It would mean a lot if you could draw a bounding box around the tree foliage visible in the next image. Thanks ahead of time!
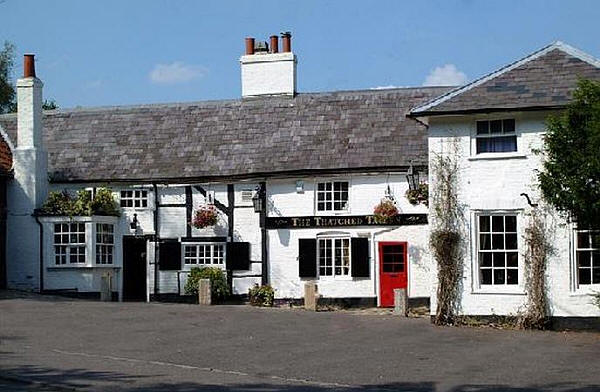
[0,41,16,114]
[538,79,600,228]
[0,40,59,113]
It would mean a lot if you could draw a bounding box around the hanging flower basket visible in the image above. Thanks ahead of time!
[405,183,429,206]
[373,198,399,224]
[192,205,218,229]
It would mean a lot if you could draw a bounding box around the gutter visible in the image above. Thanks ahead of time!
[408,105,566,118]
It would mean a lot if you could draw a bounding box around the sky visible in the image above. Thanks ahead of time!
[1,0,599,109]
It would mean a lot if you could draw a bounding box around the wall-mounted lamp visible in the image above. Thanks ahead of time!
[406,164,420,191]
[252,184,266,213]
[130,213,139,230]
[384,184,395,202]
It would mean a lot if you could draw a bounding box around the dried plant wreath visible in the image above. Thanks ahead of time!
[517,206,554,330]
[429,140,465,326]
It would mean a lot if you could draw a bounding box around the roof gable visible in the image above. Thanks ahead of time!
[411,42,600,116]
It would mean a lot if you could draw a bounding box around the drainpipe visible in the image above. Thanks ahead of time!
[34,213,43,293]
[153,183,159,301]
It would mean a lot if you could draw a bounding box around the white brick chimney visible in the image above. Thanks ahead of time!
[6,54,48,291]
[14,54,48,208]
[240,32,297,97]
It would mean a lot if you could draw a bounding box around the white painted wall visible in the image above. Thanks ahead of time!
[16,173,431,304]
[267,174,431,302]
[240,52,296,97]
[428,112,600,317]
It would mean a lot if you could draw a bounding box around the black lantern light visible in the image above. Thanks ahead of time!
[252,184,265,213]
[406,164,420,191]
[130,213,139,230]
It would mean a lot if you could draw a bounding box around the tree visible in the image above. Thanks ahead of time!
[42,99,58,110]
[0,41,59,113]
[0,41,16,114]
[538,79,600,228]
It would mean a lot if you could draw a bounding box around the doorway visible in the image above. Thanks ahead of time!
[378,242,408,307]
[122,236,147,301]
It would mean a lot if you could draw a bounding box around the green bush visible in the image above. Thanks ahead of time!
[184,267,230,301]
[591,291,600,310]
[40,188,120,217]
[248,284,274,307]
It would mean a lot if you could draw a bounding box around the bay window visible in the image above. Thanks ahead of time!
[96,223,114,265]
[47,217,118,267]
[54,223,86,265]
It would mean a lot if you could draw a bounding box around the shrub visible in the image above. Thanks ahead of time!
[248,284,274,307]
[591,291,600,310]
[184,267,230,301]
[40,188,120,217]
[90,188,120,216]
[191,206,218,229]
[373,198,399,224]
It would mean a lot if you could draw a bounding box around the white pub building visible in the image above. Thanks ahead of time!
[0,35,598,326]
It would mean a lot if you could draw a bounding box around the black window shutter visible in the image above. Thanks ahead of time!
[351,237,370,277]
[226,242,250,270]
[298,239,317,278]
[159,240,181,271]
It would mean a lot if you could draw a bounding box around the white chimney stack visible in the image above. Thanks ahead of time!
[6,54,49,291]
[17,54,44,149]
[240,32,297,98]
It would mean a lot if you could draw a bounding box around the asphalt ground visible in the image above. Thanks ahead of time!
[1,291,599,392]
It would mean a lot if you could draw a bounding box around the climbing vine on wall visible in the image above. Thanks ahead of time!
[518,206,554,330]
[430,139,464,326]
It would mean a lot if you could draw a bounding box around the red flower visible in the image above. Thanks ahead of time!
[192,206,218,229]
[373,199,399,223]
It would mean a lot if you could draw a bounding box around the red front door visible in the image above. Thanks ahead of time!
[379,242,408,307]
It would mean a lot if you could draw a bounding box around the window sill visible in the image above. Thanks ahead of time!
[570,286,600,297]
[315,211,351,216]
[468,153,527,161]
[47,265,120,270]
[472,287,526,295]
[318,276,353,282]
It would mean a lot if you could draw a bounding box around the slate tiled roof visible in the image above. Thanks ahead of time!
[0,87,449,182]
[411,42,600,116]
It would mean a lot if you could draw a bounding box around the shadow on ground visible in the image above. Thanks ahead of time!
[1,365,599,392]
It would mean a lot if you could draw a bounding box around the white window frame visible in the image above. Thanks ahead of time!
[120,189,149,209]
[472,210,525,294]
[181,242,226,269]
[46,216,119,269]
[53,222,87,266]
[314,179,350,214]
[95,223,115,265]
[469,116,525,160]
[316,235,351,280]
[573,228,600,290]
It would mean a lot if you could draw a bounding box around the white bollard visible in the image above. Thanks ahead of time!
[393,288,408,316]
[198,279,212,305]
[304,282,320,311]
[100,272,112,302]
